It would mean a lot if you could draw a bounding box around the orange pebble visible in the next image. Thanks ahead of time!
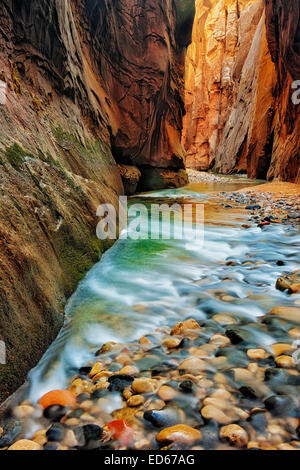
[38,390,77,409]
[106,420,134,446]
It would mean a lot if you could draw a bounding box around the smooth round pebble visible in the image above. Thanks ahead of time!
[8,440,42,451]
[156,425,202,445]
[220,424,248,448]
[132,378,156,394]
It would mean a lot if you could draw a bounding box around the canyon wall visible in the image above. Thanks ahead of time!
[264,0,300,182]
[184,0,300,183]
[0,0,188,402]
[75,0,187,171]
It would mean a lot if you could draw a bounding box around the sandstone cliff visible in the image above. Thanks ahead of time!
[183,0,300,183]
[0,0,188,402]
[264,0,300,182]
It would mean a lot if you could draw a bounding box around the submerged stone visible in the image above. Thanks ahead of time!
[8,439,41,451]
[144,408,182,428]
[108,374,134,392]
[264,395,297,417]
[156,425,202,445]
[220,424,248,448]
[46,423,65,442]
[44,405,67,422]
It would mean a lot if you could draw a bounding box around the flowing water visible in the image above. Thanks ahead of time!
[28,177,300,403]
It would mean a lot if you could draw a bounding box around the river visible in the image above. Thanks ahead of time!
[27,176,300,405]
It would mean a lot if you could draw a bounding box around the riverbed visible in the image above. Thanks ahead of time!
[1,175,300,450]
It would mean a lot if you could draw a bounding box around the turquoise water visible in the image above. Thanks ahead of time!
[28,178,300,401]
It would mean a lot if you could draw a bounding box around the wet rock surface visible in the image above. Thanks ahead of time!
[219,182,300,228]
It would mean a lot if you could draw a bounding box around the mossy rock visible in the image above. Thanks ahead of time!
[56,221,113,296]
[5,143,34,170]
[52,124,114,166]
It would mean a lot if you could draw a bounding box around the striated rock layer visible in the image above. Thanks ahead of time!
[184,0,300,183]
[0,0,189,402]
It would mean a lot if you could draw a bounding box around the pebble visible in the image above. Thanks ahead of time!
[270,306,300,324]
[44,405,67,422]
[127,395,145,407]
[171,319,201,336]
[119,365,139,376]
[38,390,77,409]
[8,440,42,451]
[178,357,206,374]
[201,405,231,424]
[13,405,34,419]
[62,430,78,448]
[82,424,103,442]
[115,354,132,365]
[220,424,248,448]
[139,336,153,348]
[277,443,297,450]
[290,284,300,294]
[135,438,151,450]
[289,328,300,339]
[212,314,237,325]
[146,399,165,411]
[132,378,156,394]
[108,374,134,392]
[64,417,80,427]
[69,378,91,395]
[97,342,122,355]
[156,425,202,445]
[271,343,294,356]
[163,337,183,349]
[89,362,105,377]
[247,349,268,360]
[144,408,182,428]
[275,355,295,368]
[209,334,230,347]
[264,395,296,417]
[179,380,194,393]
[157,386,178,401]
[46,423,65,442]
[32,430,47,446]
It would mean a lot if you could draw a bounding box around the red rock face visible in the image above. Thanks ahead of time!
[73,0,187,169]
[77,0,186,169]
[264,0,300,183]
[183,0,263,171]
[184,0,300,183]
[0,0,187,170]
